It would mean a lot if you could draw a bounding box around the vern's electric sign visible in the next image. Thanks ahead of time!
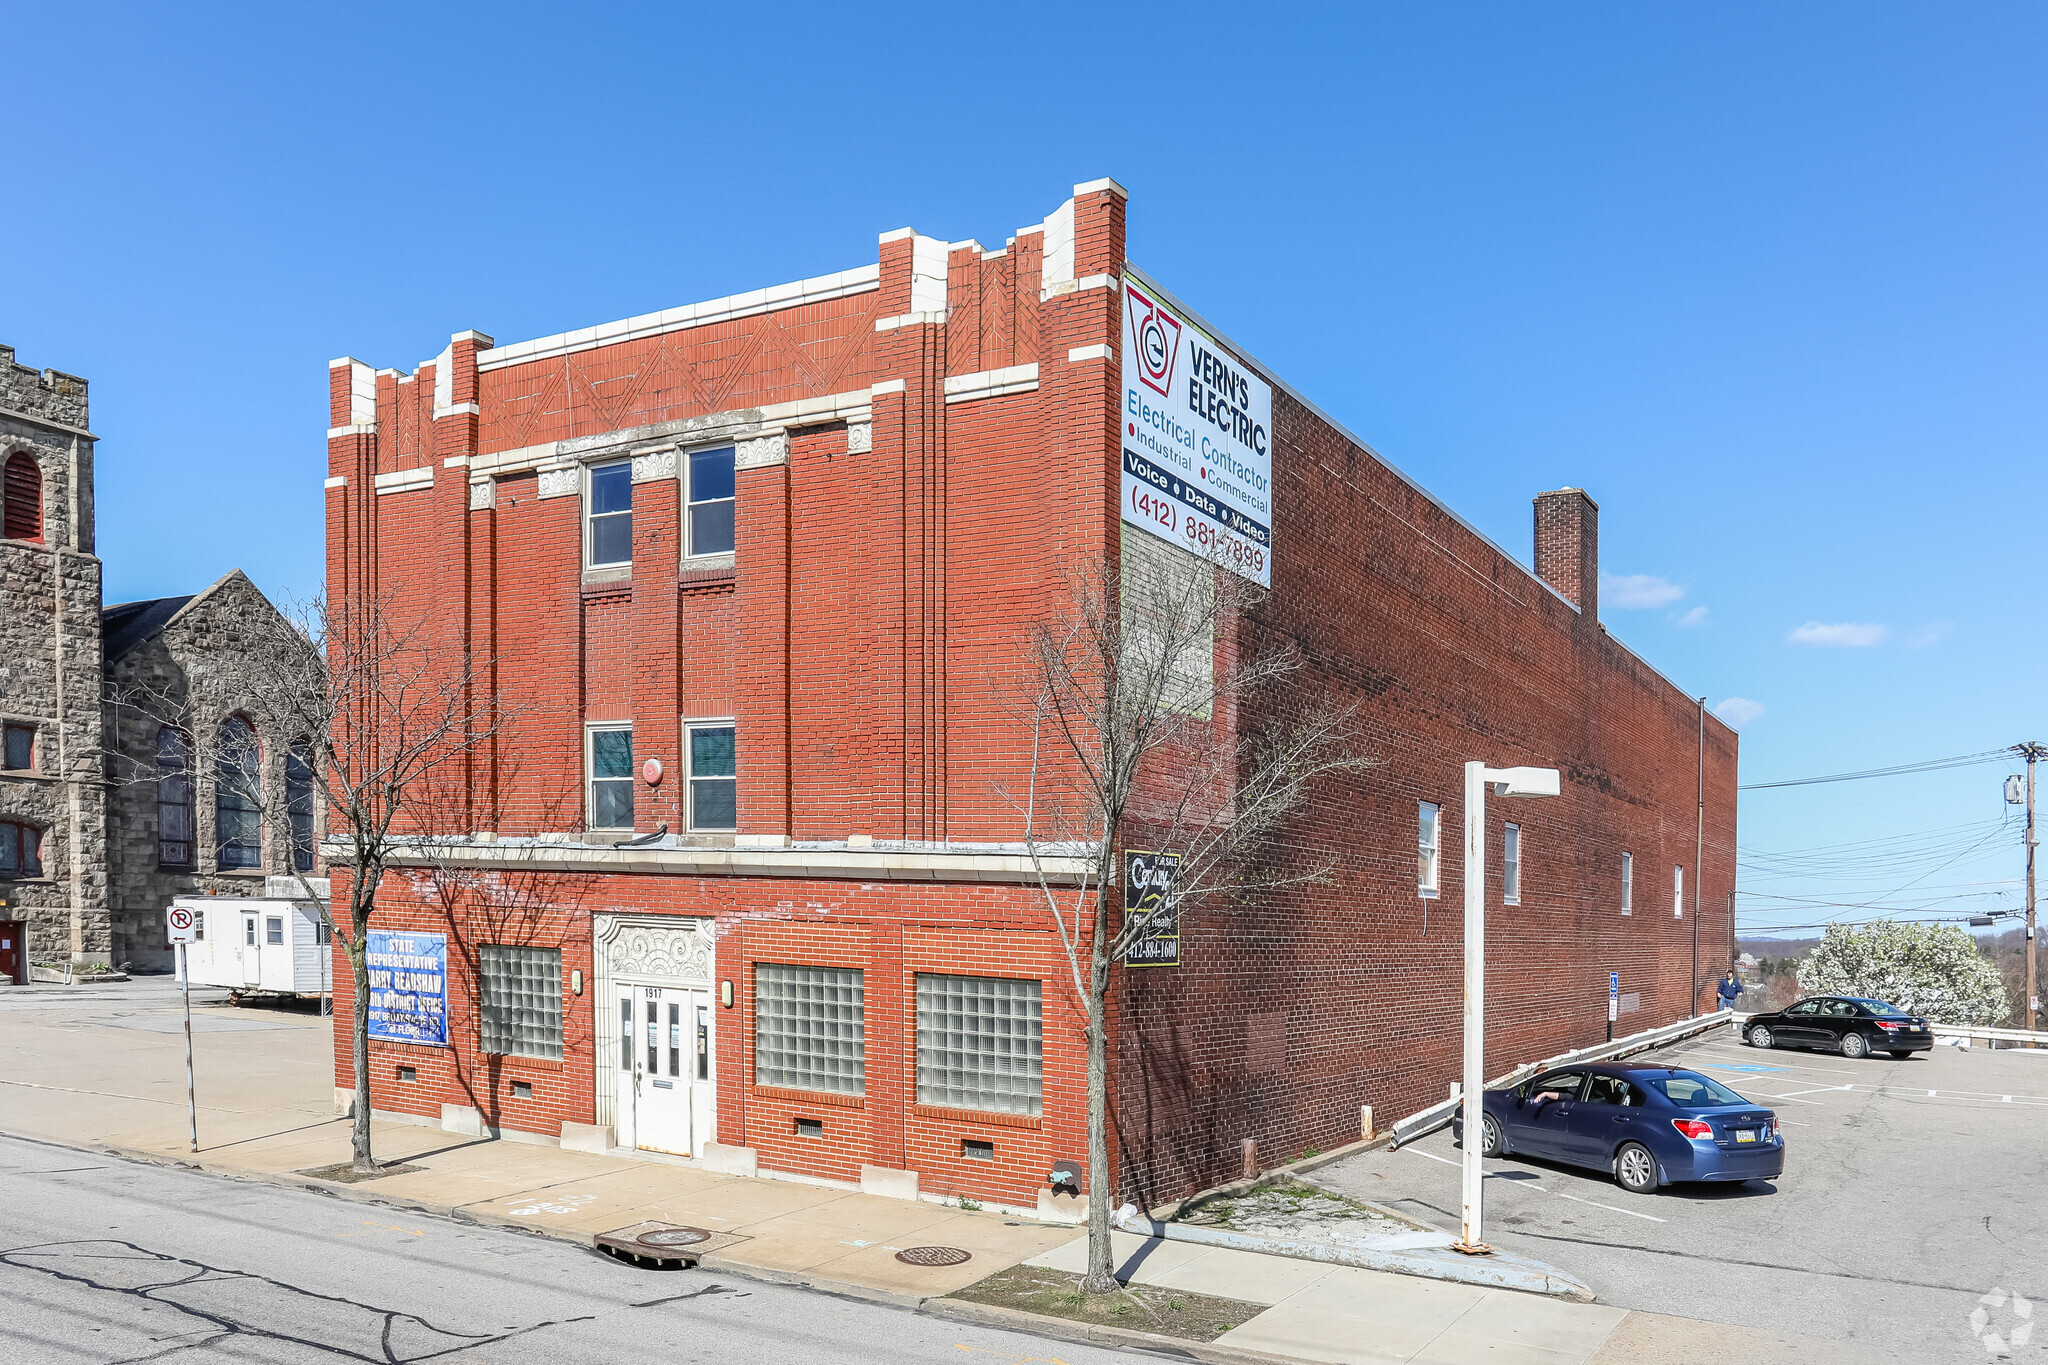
[1120,274,1275,586]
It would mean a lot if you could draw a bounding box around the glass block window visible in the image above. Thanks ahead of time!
[587,461,632,566]
[1502,823,1521,905]
[588,725,633,829]
[916,973,1043,1117]
[1417,802,1441,896]
[688,724,736,831]
[480,945,562,1060]
[753,964,864,1095]
[687,447,736,556]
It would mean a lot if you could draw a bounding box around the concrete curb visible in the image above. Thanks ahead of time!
[7,1126,1351,1365]
[1112,1211,1594,1302]
[923,1296,1314,1365]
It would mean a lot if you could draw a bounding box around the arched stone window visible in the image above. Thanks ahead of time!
[156,727,194,868]
[3,452,42,543]
[286,738,316,873]
[215,716,263,870]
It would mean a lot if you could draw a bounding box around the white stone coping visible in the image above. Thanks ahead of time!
[477,265,881,372]
[943,363,1040,404]
[339,838,1095,885]
[1068,344,1116,363]
[471,390,874,480]
[372,467,434,495]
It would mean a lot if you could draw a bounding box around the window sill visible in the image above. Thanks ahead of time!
[213,869,268,879]
[913,1103,1042,1130]
[681,552,735,573]
[582,564,633,584]
[753,1083,864,1109]
[0,876,54,885]
[1503,898,1520,907]
[1418,889,1439,900]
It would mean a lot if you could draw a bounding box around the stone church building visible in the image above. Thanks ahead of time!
[0,343,315,979]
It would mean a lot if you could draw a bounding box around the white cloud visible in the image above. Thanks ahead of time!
[1788,621,1889,647]
[1906,623,1950,649]
[1714,697,1765,727]
[1673,605,1709,628]
[1602,572,1685,609]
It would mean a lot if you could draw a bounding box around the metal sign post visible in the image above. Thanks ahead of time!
[166,906,199,1153]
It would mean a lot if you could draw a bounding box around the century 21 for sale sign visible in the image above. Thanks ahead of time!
[1120,274,1275,585]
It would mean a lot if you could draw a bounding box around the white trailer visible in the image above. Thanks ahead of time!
[174,894,332,1003]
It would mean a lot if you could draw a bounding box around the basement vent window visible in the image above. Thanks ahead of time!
[511,1081,533,1099]
[397,1066,417,1082]
[794,1117,823,1138]
[962,1139,995,1161]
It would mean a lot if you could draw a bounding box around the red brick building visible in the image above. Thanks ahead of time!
[324,179,1736,1212]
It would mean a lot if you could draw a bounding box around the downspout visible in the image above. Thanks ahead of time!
[1694,696,1705,1015]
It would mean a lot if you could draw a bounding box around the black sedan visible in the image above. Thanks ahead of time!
[1743,995,1933,1059]
[1452,1062,1782,1194]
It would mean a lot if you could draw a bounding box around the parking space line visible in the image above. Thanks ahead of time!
[1775,1085,1856,1098]
[1553,1191,1666,1223]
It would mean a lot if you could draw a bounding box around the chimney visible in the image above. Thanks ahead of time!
[1533,488,1599,619]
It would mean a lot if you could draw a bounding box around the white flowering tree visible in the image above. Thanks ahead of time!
[1796,922,2008,1024]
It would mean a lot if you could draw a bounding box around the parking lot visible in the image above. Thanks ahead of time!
[1318,1026,2048,1362]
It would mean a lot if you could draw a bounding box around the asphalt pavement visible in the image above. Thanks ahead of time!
[0,1129,1135,1365]
[1316,1027,2048,1363]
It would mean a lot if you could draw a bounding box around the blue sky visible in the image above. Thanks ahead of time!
[9,4,2043,935]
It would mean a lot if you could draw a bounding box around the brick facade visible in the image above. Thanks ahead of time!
[325,181,1736,1208]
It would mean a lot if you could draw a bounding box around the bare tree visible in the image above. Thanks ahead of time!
[111,592,514,1175]
[1013,537,1375,1295]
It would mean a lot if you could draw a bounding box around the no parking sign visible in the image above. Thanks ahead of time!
[166,905,198,944]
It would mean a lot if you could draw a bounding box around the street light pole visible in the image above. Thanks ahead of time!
[1455,760,1561,1257]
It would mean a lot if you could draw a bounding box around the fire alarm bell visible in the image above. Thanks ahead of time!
[642,758,664,786]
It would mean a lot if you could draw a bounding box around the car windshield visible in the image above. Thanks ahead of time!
[1644,1072,1749,1107]
[1848,997,1906,1015]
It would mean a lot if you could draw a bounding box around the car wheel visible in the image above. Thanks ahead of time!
[1889,1050,1914,1059]
[1841,1032,1870,1060]
[1615,1142,1659,1194]
[1747,1025,1774,1049]
[1481,1113,1505,1158]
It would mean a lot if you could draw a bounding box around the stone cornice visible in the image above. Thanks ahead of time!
[326,838,1093,885]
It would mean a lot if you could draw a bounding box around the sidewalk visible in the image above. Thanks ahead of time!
[0,982,1896,1365]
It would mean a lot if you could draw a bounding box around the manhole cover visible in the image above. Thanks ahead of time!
[895,1245,971,1267]
[637,1227,712,1248]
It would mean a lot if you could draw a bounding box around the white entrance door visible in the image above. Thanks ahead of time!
[615,982,713,1156]
[237,913,262,987]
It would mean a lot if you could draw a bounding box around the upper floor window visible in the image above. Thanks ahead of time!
[3,452,42,543]
[686,447,735,557]
[1621,851,1634,916]
[587,724,633,830]
[1417,801,1441,897]
[2,722,33,771]
[586,461,632,567]
[1503,823,1521,905]
[216,716,263,870]
[1673,864,1685,919]
[286,739,316,873]
[0,821,42,878]
[687,722,736,831]
[156,727,194,869]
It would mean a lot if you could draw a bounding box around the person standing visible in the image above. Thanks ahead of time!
[1716,970,1745,1013]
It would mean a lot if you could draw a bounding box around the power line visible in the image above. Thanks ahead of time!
[1738,747,2015,791]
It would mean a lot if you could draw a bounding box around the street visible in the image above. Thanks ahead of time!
[1318,1028,2048,1362]
[0,1130,1127,1365]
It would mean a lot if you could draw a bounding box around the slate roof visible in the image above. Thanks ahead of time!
[102,594,197,664]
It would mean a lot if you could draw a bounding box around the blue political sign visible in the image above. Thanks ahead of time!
[366,930,448,1047]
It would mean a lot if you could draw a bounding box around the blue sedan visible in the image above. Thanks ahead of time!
[1452,1061,1783,1194]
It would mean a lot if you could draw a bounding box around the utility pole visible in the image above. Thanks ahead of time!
[2025,743,2042,1033]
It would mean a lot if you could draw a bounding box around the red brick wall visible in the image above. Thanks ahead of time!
[1112,378,1738,1203]
[326,181,1732,1209]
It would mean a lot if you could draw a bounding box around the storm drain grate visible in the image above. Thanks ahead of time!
[895,1245,972,1267]
[637,1227,712,1248]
